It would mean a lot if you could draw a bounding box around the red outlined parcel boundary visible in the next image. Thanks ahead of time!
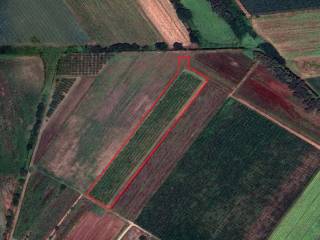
[85,56,208,209]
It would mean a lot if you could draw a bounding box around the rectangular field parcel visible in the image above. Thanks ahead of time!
[14,172,80,240]
[136,99,320,240]
[239,0,320,15]
[270,171,320,240]
[0,0,89,45]
[90,71,203,204]
[0,56,44,175]
[65,0,162,45]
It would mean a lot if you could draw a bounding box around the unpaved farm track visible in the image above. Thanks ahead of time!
[138,0,191,46]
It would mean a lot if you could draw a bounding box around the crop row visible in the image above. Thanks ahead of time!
[90,71,202,203]
[47,78,76,117]
[57,53,106,76]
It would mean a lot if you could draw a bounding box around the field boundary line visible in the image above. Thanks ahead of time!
[116,224,132,240]
[45,194,83,240]
[232,96,320,150]
[234,0,252,18]
[229,61,259,97]
[84,56,185,195]
[85,56,208,209]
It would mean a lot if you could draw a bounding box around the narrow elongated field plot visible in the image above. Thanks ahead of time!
[269,171,320,240]
[14,172,80,240]
[136,99,320,240]
[0,0,89,45]
[234,63,320,146]
[0,56,44,175]
[65,0,162,45]
[90,71,203,204]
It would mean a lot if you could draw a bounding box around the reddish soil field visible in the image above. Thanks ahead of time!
[195,50,253,88]
[54,199,127,240]
[113,59,235,219]
[245,149,320,240]
[34,76,96,163]
[235,64,320,145]
[122,226,157,240]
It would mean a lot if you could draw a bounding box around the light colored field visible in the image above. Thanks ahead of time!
[269,171,320,240]
[137,0,190,46]
[65,0,163,45]
[252,10,320,77]
[181,0,239,47]
[0,0,89,45]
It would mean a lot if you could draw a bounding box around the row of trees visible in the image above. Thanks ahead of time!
[256,51,320,112]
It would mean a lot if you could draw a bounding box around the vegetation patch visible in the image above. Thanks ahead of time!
[270,171,320,240]
[307,77,320,94]
[13,171,80,240]
[178,0,239,47]
[137,99,317,240]
[0,56,44,175]
[90,71,203,203]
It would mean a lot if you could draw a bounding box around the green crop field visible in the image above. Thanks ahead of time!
[14,171,80,240]
[0,0,89,45]
[137,98,317,240]
[269,171,320,240]
[90,71,202,203]
[181,0,239,48]
[65,0,162,45]
[0,57,44,175]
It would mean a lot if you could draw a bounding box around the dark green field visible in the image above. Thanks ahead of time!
[91,71,202,203]
[240,0,320,15]
[307,77,320,95]
[136,99,315,240]
[14,172,79,240]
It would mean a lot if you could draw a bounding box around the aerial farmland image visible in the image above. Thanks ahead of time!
[0,0,320,240]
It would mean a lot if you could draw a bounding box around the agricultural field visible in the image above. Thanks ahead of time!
[269,171,320,240]
[0,56,44,175]
[0,0,89,45]
[238,0,320,15]
[34,50,252,195]
[90,71,203,204]
[57,53,107,76]
[252,10,320,77]
[307,77,320,94]
[13,171,80,240]
[180,0,239,48]
[65,0,163,45]
[234,63,320,146]
[136,99,320,240]
[46,78,76,117]
[53,198,127,240]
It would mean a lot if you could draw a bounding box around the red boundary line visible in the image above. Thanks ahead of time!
[85,56,208,209]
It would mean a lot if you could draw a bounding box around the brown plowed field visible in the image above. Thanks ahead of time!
[113,52,252,219]
[54,198,127,240]
[293,56,320,78]
[252,10,320,77]
[137,0,191,46]
[234,64,320,145]
[195,51,253,87]
[34,76,96,164]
